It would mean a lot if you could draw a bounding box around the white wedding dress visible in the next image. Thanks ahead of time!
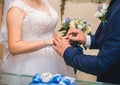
[0,0,75,77]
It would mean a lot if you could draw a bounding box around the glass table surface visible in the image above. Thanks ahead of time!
[0,71,117,85]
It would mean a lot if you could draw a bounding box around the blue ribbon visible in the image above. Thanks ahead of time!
[29,74,76,85]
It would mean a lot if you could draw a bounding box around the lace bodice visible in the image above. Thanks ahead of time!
[1,0,58,45]
[13,0,58,40]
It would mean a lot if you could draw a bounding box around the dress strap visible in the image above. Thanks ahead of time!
[8,0,34,14]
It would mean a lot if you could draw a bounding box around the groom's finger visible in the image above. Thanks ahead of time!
[52,42,57,49]
[53,37,58,46]
[52,44,58,53]
[52,38,59,51]
[66,28,74,35]
[69,36,78,41]
[55,35,62,43]
[67,28,78,36]
[53,36,61,46]
[63,36,69,40]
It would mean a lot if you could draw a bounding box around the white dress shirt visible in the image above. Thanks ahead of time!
[84,35,91,48]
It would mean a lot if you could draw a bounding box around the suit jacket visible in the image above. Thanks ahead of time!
[63,0,120,84]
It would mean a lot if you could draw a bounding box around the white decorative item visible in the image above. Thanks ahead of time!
[41,72,53,82]
[29,73,75,85]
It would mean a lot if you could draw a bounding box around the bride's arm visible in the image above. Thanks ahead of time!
[7,7,52,56]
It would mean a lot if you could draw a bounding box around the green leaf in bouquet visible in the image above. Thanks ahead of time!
[62,23,69,29]
[61,31,67,36]
[59,23,69,34]
[81,27,87,32]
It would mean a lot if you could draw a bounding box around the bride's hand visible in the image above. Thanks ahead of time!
[48,38,54,46]
[53,33,70,42]
[44,38,53,47]
[52,34,71,57]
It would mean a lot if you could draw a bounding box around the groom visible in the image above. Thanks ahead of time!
[53,0,120,84]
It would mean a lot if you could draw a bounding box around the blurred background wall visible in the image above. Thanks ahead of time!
[0,0,3,71]
[0,0,109,82]
[0,0,3,59]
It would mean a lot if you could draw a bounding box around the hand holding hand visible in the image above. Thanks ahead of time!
[52,33,71,57]
[67,28,86,44]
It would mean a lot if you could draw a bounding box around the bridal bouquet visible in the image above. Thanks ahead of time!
[59,17,92,36]
[59,17,92,51]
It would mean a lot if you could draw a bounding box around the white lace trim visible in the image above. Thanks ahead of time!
[8,0,35,14]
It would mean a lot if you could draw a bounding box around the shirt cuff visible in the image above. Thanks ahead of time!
[84,35,91,48]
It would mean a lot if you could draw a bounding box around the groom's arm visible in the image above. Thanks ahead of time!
[63,5,120,76]
[63,42,120,76]
[64,47,98,76]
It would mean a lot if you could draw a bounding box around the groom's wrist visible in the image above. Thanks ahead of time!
[84,35,91,48]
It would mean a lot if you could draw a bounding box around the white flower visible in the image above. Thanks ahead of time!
[41,72,53,83]
[102,3,108,10]
[69,21,76,28]
[59,81,66,85]
[77,24,83,29]
[94,11,103,18]
[94,3,108,20]
[62,19,66,23]
[85,26,92,34]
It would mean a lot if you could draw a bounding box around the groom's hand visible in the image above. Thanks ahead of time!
[52,33,71,57]
[67,28,86,44]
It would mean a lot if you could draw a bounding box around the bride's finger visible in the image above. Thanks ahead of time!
[63,36,69,39]
[53,33,58,37]
[67,28,80,36]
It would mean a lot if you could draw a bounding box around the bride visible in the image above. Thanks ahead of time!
[0,0,75,77]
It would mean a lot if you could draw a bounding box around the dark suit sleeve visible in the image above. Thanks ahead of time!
[64,40,120,76]
[63,7,120,76]
[90,35,98,49]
